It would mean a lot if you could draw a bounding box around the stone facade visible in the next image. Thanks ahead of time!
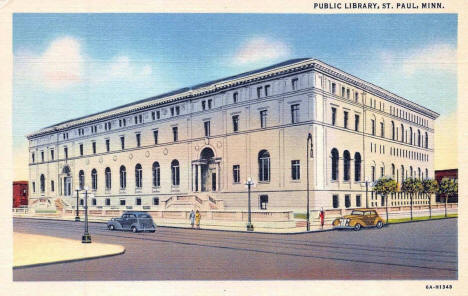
[27,58,438,212]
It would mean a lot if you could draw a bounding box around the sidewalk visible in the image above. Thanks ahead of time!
[13,232,125,268]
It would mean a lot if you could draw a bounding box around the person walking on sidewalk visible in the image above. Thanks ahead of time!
[319,208,325,229]
[189,210,195,229]
[195,210,201,229]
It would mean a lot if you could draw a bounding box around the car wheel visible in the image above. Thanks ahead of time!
[108,225,115,231]
[131,226,138,233]
[376,221,383,229]
[150,229,156,233]
[354,223,361,231]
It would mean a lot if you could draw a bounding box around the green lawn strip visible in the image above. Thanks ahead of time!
[294,213,307,220]
[388,214,458,224]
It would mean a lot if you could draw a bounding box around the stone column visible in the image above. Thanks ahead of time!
[197,164,202,192]
[217,162,221,191]
[191,164,196,192]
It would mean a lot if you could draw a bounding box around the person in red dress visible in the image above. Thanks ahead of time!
[319,208,325,229]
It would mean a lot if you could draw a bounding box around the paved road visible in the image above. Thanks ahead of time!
[13,218,457,280]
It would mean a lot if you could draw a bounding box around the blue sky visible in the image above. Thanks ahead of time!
[13,13,458,177]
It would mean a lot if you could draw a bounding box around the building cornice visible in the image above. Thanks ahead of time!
[27,58,439,139]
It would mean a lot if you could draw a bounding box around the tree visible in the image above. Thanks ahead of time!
[374,176,398,224]
[422,179,438,219]
[401,178,423,221]
[438,178,458,218]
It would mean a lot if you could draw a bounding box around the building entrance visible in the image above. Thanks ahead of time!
[200,148,216,192]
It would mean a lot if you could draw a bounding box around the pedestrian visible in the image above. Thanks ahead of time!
[319,208,325,229]
[195,210,201,229]
[189,209,195,229]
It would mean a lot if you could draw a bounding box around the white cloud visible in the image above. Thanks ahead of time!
[15,36,155,90]
[15,36,84,89]
[380,43,456,76]
[232,37,291,65]
[90,56,154,85]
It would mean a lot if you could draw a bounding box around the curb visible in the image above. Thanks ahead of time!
[13,247,126,270]
[14,215,457,235]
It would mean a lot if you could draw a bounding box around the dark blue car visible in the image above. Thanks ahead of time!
[107,211,156,233]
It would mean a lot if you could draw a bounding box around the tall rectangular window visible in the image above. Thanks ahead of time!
[80,144,84,156]
[233,92,238,103]
[259,195,268,210]
[371,119,376,135]
[345,194,351,208]
[201,101,206,110]
[50,150,54,160]
[331,107,337,125]
[208,99,212,109]
[92,142,96,154]
[260,110,267,128]
[232,115,239,132]
[64,147,68,159]
[153,130,158,144]
[153,197,159,206]
[264,85,271,96]
[257,86,262,98]
[172,126,178,142]
[32,153,35,163]
[291,160,300,180]
[292,78,298,90]
[151,111,155,120]
[106,139,110,152]
[105,198,111,206]
[41,151,44,162]
[204,121,211,137]
[380,122,385,138]
[156,111,160,119]
[356,195,361,207]
[120,136,125,150]
[372,166,376,182]
[344,111,348,129]
[136,133,141,147]
[354,114,360,131]
[332,195,339,208]
[233,165,240,183]
[32,182,35,193]
[341,86,345,97]
[51,180,54,192]
[291,104,300,124]
[175,106,180,115]
[331,83,336,94]
[170,107,175,116]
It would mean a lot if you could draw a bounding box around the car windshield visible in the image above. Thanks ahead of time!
[350,210,364,216]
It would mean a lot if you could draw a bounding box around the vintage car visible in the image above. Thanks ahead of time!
[332,209,384,231]
[107,211,156,233]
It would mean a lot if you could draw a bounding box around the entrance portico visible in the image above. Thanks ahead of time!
[192,147,221,193]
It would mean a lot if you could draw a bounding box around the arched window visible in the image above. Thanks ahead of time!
[258,150,271,182]
[120,165,126,189]
[40,174,45,192]
[418,129,421,147]
[331,148,339,181]
[354,152,361,182]
[418,167,421,180]
[401,165,405,183]
[135,163,142,188]
[401,124,405,142]
[410,166,413,178]
[425,168,428,179]
[91,169,97,190]
[343,150,350,181]
[391,121,395,140]
[425,132,428,148]
[410,127,413,145]
[105,167,111,190]
[391,163,395,178]
[152,162,160,187]
[171,160,180,186]
[79,170,85,190]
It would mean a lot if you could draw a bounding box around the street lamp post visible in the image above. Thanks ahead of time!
[245,178,254,231]
[75,189,80,222]
[306,133,313,231]
[360,178,371,208]
[81,187,92,243]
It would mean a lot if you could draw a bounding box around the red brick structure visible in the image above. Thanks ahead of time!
[435,169,458,203]
[13,181,28,208]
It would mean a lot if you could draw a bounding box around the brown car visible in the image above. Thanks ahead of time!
[332,209,384,231]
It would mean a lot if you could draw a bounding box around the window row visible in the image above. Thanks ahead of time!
[330,149,362,182]
[370,164,429,182]
[331,107,360,131]
[369,119,429,148]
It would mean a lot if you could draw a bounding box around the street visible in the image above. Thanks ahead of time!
[13,218,457,280]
